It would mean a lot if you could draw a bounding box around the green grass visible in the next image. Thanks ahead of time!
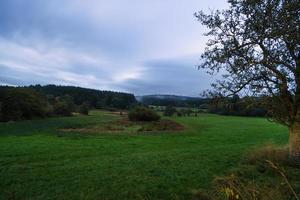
[0,110,288,199]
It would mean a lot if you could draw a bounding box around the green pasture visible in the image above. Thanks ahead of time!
[0,110,288,199]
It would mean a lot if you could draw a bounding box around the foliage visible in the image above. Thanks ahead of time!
[196,0,300,161]
[0,85,137,121]
[139,95,209,107]
[209,95,267,117]
[193,146,300,200]
[53,101,73,116]
[163,105,177,116]
[128,106,161,121]
[212,154,300,200]
[30,84,137,109]
[195,0,299,126]
[50,95,76,117]
[0,88,48,121]
[78,102,89,115]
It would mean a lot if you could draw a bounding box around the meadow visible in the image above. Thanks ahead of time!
[0,110,289,199]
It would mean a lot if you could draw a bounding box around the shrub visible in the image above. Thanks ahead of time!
[53,101,72,116]
[78,102,89,115]
[60,95,76,112]
[128,106,160,121]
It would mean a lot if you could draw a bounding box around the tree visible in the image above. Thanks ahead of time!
[78,102,89,115]
[1,88,47,121]
[195,0,300,162]
[60,95,76,112]
[53,101,73,117]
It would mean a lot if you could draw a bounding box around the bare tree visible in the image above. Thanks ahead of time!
[195,0,300,163]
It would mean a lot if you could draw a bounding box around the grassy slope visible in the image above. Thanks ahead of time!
[0,111,288,199]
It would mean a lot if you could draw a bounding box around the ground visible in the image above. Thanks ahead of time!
[0,110,289,199]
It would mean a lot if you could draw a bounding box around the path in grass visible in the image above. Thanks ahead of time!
[0,111,288,199]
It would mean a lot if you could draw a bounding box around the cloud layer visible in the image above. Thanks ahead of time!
[0,0,228,96]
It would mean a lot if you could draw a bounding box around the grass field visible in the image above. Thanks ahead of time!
[0,110,288,199]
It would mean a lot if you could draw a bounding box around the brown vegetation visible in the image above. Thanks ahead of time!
[60,115,184,135]
[193,145,300,200]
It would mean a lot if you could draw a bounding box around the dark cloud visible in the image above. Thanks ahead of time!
[117,55,215,96]
[0,0,228,96]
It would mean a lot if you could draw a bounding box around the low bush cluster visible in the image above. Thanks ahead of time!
[128,106,160,121]
[78,102,89,115]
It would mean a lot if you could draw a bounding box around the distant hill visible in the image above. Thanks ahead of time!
[136,94,209,107]
[0,85,137,109]
[136,94,200,101]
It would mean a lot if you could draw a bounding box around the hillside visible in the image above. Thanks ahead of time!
[0,85,137,109]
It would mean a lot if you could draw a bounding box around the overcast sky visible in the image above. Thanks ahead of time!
[0,0,228,96]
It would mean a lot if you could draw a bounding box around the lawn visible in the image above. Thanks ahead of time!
[0,110,288,199]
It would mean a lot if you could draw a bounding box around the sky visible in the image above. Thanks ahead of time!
[0,0,228,96]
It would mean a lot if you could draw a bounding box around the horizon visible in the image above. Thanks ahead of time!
[0,83,204,98]
[0,0,228,96]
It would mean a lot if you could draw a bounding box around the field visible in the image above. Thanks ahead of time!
[0,110,288,199]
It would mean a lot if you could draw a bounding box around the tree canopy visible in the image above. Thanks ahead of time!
[196,0,300,162]
[0,85,137,122]
[196,0,299,126]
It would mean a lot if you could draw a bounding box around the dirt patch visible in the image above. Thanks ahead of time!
[137,119,184,132]
[111,118,133,127]
[60,117,184,134]
[109,111,128,116]
[61,125,125,134]
[109,118,184,132]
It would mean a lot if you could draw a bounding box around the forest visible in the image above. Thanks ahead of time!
[0,85,136,122]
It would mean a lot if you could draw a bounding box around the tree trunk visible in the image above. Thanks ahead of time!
[289,122,300,164]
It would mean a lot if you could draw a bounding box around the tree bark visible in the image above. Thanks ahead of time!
[289,122,300,164]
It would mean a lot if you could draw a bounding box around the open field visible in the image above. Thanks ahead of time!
[0,110,288,199]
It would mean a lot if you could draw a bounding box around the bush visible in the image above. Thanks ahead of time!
[78,102,89,115]
[53,101,72,116]
[128,106,160,121]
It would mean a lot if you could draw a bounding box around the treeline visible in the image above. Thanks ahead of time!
[139,95,209,107]
[0,85,137,122]
[143,94,268,117]
[208,95,267,117]
[29,85,136,109]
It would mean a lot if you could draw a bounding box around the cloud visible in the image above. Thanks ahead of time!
[115,55,216,96]
[0,0,228,95]
[0,37,142,90]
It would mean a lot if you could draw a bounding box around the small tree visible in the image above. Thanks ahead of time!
[196,0,300,162]
[78,102,89,115]
[60,95,76,112]
[53,101,72,116]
